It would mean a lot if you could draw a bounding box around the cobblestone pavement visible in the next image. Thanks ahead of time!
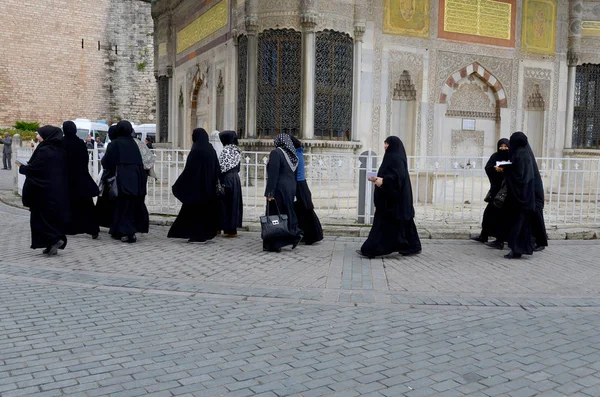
[1,199,600,396]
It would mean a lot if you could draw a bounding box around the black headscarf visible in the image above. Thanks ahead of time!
[62,121,99,199]
[115,120,134,138]
[219,130,239,146]
[172,128,221,204]
[62,121,77,138]
[108,125,118,140]
[274,133,298,171]
[505,132,536,211]
[290,136,302,149]
[375,136,414,220]
[38,125,63,142]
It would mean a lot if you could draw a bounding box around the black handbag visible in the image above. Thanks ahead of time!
[260,200,291,241]
[493,181,507,208]
[484,190,493,203]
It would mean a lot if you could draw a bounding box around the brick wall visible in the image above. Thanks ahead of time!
[0,0,155,128]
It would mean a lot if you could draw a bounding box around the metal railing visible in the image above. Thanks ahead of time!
[16,147,600,226]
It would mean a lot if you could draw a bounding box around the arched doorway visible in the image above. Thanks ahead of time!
[439,62,508,157]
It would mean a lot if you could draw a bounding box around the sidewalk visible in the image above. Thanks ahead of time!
[1,186,597,240]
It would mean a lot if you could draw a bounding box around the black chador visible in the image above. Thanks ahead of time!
[290,136,323,245]
[62,121,100,238]
[218,130,243,237]
[503,131,540,259]
[100,120,149,243]
[263,133,303,252]
[168,128,221,242]
[472,138,510,247]
[96,125,117,228]
[19,126,70,255]
[359,136,421,258]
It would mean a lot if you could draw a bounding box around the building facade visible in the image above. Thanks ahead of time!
[152,0,600,158]
[0,0,156,127]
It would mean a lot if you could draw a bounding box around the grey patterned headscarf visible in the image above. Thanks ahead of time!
[274,133,298,172]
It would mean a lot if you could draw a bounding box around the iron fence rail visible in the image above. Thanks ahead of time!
[15,147,600,226]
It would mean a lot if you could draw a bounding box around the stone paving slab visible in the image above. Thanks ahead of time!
[1,279,600,397]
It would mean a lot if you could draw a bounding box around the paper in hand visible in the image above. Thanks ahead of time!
[366,171,377,181]
[496,161,512,166]
[16,158,28,166]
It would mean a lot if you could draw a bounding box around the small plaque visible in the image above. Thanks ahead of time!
[462,119,476,131]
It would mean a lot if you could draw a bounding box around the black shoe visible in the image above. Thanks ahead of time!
[42,247,51,254]
[504,251,522,259]
[356,250,374,259]
[122,235,137,244]
[188,238,207,243]
[399,250,422,256]
[486,241,504,250]
[470,236,487,243]
[534,245,545,252]
[47,240,64,256]
[91,233,99,240]
[292,235,303,250]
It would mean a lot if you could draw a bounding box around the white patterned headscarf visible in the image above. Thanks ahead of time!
[218,130,241,173]
[274,133,298,172]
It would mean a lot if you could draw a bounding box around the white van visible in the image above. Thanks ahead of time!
[71,119,109,143]
[133,124,156,143]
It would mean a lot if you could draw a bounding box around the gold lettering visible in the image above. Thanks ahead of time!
[177,0,229,54]
[444,0,511,40]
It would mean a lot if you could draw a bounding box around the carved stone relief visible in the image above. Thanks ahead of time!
[451,130,485,157]
[447,82,495,113]
[385,52,424,153]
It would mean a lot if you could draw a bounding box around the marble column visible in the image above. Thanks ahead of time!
[301,1,318,140]
[351,3,365,142]
[245,1,259,138]
[565,0,583,149]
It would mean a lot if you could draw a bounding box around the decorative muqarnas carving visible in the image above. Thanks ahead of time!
[393,71,417,100]
[526,84,545,111]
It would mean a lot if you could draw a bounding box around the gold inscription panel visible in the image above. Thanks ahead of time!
[582,21,600,37]
[383,0,430,38]
[438,0,516,47]
[444,0,511,40]
[521,0,556,55]
[177,0,229,54]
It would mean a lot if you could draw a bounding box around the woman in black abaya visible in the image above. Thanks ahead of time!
[263,133,303,252]
[168,128,221,242]
[358,136,421,258]
[101,120,149,243]
[471,138,509,249]
[96,125,117,228]
[502,131,538,259]
[62,121,100,239]
[290,136,323,245]
[218,130,243,237]
[18,126,69,255]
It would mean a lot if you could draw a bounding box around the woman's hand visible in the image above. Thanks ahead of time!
[375,177,383,187]
[494,166,504,173]
[267,197,274,201]
[368,176,377,182]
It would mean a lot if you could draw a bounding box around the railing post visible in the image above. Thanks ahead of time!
[92,143,99,181]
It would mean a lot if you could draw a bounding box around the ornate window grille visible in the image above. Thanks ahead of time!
[257,29,301,137]
[574,64,600,149]
[315,31,353,141]
[158,76,169,143]
[237,35,248,137]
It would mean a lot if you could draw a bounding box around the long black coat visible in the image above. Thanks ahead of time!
[480,139,510,240]
[361,136,421,257]
[504,132,537,255]
[168,128,221,241]
[101,121,149,237]
[264,148,302,251]
[19,126,70,250]
[63,121,100,236]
